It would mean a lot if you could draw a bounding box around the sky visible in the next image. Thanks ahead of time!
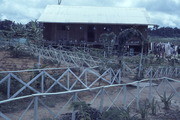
[0,0,179,28]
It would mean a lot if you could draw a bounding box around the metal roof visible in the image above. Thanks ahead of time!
[38,5,152,25]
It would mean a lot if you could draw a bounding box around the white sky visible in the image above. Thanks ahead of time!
[0,0,180,28]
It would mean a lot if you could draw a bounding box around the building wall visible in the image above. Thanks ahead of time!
[43,23,148,46]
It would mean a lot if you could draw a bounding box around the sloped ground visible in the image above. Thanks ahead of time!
[0,79,179,120]
[0,50,62,71]
[0,50,180,120]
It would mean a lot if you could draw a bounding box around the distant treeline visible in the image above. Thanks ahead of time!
[0,19,43,44]
[148,26,180,38]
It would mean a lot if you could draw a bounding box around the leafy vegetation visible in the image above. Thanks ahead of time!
[70,101,101,120]
[149,98,159,115]
[117,28,145,56]
[99,32,116,57]
[0,19,43,45]
[138,100,150,120]
[158,92,174,110]
[148,26,180,38]
[102,107,138,120]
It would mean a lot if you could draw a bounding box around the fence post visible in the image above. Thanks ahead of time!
[7,73,11,99]
[37,55,41,69]
[148,71,153,103]
[123,85,127,109]
[41,71,45,93]
[136,82,140,110]
[122,62,125,77]
[110,69,112,83]
[85,68,88,86]
[67,70,70,89]
[175,68,178,77]
[99,88,105,113]
[118,69,121,84]
[34,96,39,120]
[72,92,78,120]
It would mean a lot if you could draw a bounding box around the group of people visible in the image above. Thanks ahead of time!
[152,42,179,58]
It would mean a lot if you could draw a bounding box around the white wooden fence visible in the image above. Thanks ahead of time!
[0,67,121,100]
[0,76,179,120]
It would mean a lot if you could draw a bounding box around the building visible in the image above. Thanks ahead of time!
[38,5,153,54]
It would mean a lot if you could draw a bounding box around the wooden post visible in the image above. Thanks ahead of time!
[136,82,140,110]
[41,71,45,93]
[67,70,70,89]
[123,85,127,109]
[37,55,41,69]
[138,40,144,78]
[99,88,105,113]
[148,70,153,103]
[72,92,78,120]
[34,96,39,120]
[7,74,11,99]
[118,69,121,84]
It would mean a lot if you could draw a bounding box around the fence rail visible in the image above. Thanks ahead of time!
[0,76,179,120]
[0,67,121,101]
[25,45,103,68]
[145,67,180,78]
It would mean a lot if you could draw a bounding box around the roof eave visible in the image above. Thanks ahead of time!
[38,21,153,26]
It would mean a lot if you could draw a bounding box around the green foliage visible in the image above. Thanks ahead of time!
[70,101,101,120]
[0,20,15,40]
[0,74,23,96]
[25,20,43,45]
[99,32,116,57]
[9,45,29,58]
[117,28,145,56]
[0,19,44,46]
[158,91,174,110]
[0,20,25,40]
[148,26,180,38]
[12,23,26,38]
[102,107,138,120]
[149,98,159,115]
[149,37,180,45]
[138,100,150,120]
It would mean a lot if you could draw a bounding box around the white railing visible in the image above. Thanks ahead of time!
[0,67,121,100]
[0,75,179,120]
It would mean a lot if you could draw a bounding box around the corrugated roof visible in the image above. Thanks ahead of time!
[38,5,152,25]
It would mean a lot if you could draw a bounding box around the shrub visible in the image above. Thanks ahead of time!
[70,101,101,120]
[138,100,150,120]
[158,91,174,110]
[149,98,159,115]
[102,107,138,120]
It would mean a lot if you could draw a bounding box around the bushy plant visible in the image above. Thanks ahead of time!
[138,100,150,120]
[158,91,174,110]
[99,32,116,57]
[70,101,101,120]
[102,107,138,120]
[149,98,159,115]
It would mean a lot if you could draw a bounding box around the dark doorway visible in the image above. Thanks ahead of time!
[43,23,52,41]
[87,26,95,42]
[129,45,141,55]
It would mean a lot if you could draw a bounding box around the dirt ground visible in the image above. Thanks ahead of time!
[0,50,180,120]
[1,78,179,120]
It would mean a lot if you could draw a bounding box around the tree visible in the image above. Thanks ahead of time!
[0,20,26,41]
[99,32,116,57]
[25,20,43,45]
[117,28,146,79]
[0,20,15,41]
[117,28,145,56]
